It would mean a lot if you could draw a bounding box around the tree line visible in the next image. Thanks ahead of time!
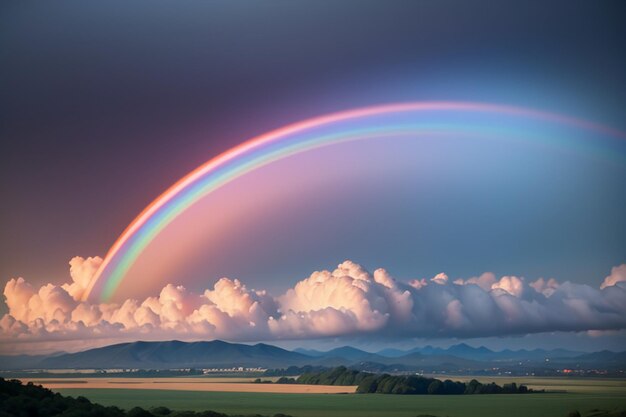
[273,366,535,395]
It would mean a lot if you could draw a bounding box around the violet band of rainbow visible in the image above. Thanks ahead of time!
[82,101,626,302]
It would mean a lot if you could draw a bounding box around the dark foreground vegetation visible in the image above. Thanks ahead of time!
[415,413,626,417]
[564,412,626,417]
[416,410,626,417]
[0,378,292,417]
[267,366,535,395]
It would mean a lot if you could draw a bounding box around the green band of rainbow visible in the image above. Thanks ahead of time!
[83,101,626,302]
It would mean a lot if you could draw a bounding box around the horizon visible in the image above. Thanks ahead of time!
[3,333,624,357]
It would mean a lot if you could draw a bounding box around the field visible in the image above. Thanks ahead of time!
[423,375,626,395]
[51,377,626,417]
[22,377,354,394]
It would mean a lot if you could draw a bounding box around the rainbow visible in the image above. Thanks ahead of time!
[83,101,626,302]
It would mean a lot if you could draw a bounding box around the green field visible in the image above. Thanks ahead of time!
[56,388,626,417]
[423,376,626,395]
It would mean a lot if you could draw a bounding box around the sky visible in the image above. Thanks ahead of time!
[1,1,625,354]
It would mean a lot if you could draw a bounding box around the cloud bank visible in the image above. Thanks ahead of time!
[2,257,626,352]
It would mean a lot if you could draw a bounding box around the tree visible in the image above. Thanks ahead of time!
[427,380,444,395]
[356,375,380,393]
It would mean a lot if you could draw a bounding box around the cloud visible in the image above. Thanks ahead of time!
[63,256,103,301]
[430,272,449,285]
[601,264,626,289]
[453,272,496,291]
[1,258,626,352]
[491,276,525,297]
[529,277,559,296]
[272,261,413,337]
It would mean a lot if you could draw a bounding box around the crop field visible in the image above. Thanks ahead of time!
[423,375,626,395]
[23,377,354,394]
[54,378,626,417]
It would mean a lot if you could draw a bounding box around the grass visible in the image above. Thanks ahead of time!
[55,388,626,417]
[422,376,626,395]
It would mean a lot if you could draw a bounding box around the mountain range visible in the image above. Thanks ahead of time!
[295,343,586,362]
[0,340,624,373]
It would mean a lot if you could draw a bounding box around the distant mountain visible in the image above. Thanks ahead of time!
[294,347,485,371]
[375,348,408,358]
[29,340,312,370]
[364,352,482,371]
[0,354,53,371]
[293,348,324,357]
[491,347,584,361]
[446,343,493,360]
[301,346,374,361]
[296,346,406,362]
[567,350,626,368]
[0,340,622,372]
[374,343,584,362]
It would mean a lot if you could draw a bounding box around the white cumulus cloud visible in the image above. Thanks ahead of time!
[1,258,626,353]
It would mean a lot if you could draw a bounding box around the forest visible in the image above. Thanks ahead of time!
[273,366,534,395]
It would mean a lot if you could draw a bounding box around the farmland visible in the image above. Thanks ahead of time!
[423,375,626,395]
[22,377,355,394]
[51,376,626,417]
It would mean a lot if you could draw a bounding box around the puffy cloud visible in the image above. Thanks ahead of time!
[269,308,362,338]
[134,305,160,327]
[204,278,276,319]
[411,271,452,290]
[158,284,195,325]
[454,272,497,291]
[189,277,277,338]
[63,256,102,301]
[529,277,559,296]
[276,261,395,335]
[430,272,449,285]
[491,276,524,297]
[3,277,35,323]
[408,278,427,289]
[71,303,102,327]
[272,261,414,338]
[2,258,626,352]
[601,264,626,289]
[0,314,27,336]
[4,278,78,325]
[444,299,467,329]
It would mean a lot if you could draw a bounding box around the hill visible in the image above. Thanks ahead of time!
[7,340,311,370]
